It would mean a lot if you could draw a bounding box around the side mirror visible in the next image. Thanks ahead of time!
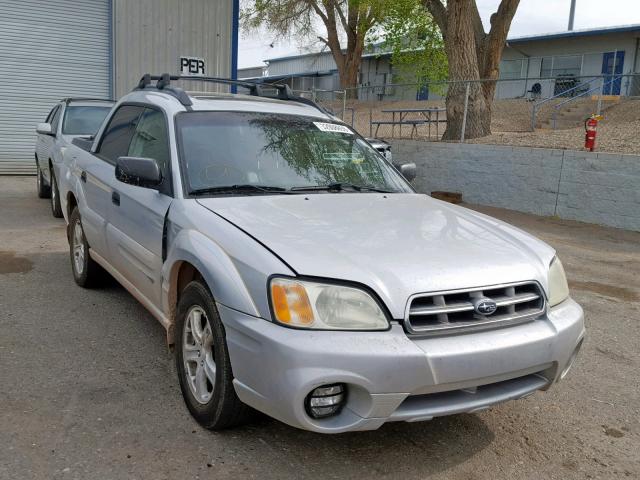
[115,156,162,188]
[36,123,54,136]
[399,163,417,182]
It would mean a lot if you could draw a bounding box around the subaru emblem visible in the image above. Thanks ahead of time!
[473,297,497,316]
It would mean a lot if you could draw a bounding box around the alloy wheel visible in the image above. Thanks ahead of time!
[182,306,216,404]
[51,176,57,208]
[72,222,85,275]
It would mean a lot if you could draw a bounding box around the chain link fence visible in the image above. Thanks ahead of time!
[286,74,640,154]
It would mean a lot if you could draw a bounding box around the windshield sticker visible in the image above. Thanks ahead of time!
[323,153,365,164]
[314,122,353,134]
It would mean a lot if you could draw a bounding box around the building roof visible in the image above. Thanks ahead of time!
[507,23,640,44]
[264,24,640,63]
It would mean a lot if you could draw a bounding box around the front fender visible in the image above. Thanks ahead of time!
[162,229,261,329]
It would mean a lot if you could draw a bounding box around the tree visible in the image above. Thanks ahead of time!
[422,0,520,139]
[376,0,447,86]
[242,0,385,96]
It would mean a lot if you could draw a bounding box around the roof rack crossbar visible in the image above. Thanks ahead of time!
[62,97,114,104]
[134,73,328,114]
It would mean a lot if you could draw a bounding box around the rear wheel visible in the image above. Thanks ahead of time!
[68,207,103,287]
[36,160,50,199]
[175,281,254,430]
[50,168,63,218]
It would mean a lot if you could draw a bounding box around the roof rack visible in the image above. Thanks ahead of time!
[134,73,329,114]
[62,97,114,104]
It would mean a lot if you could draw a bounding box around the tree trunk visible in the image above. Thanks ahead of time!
[424,0,520,140]
[443,81,491,140]
[339,60,360,98]
[441,0,490,140]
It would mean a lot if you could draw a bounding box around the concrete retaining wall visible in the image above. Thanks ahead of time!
[393,141,640,231]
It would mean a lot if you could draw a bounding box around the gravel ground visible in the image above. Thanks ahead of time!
[337,97,640,154]
[471,98,640,154]
[1,176,639,479]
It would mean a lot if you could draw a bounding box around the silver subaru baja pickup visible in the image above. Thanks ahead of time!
[58,74,584,433]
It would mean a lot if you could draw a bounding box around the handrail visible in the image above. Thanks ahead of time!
[551,76,619,129]
[530,76,601,131]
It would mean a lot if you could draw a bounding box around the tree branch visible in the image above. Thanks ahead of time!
[482,0,520,78]
[308,0,328,24]
[422,0,447,37]
[333,0,350,34]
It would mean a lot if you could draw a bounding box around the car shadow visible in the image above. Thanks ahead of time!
[219,412,495,478]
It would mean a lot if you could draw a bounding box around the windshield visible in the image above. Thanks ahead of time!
[176,112,412,194]
[62,106,112,135]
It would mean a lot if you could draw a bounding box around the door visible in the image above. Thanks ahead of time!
[0,0,110,174]
[601,51,625,95]
[79,105,145,257]
[106,107,173,308]
[36,105,61,181]
[36,105,58,166]
[416,85,429,101]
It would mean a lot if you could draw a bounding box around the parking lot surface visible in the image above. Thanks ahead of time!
[1,176,639,479]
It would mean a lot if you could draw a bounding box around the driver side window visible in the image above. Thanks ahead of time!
[97,105,144,164]
[127,108,170,176]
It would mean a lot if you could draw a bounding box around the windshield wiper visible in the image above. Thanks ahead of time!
[290,182,393,193]
[190,184,294,196]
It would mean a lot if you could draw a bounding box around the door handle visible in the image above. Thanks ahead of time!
[80,171,86,183]
[112,191,120,206]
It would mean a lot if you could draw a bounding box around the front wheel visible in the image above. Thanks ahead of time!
[68,207,103,287]
[50,168,63,218]
[175,281,254,430]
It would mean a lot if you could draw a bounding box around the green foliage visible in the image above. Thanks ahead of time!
[372,0,447,85]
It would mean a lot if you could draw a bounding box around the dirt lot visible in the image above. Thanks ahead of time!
[471,98,640,155]
[1,176,639,479]
[333,96,640,155]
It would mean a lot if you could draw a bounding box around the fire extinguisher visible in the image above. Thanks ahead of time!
[584,114,603,152]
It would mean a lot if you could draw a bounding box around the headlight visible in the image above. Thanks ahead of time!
[269,277,389,330]
[548,256,569,307]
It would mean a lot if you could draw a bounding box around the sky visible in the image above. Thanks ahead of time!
[238,0,640,68]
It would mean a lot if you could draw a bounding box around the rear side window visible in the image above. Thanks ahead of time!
[128,108,170,174]
[62,106,112,135]
[98,105,144,163]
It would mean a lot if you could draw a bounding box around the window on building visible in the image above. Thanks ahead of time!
[552,55,582,76]
[541,55,582,78]
[499,59,523,79]
[540,57,553,77]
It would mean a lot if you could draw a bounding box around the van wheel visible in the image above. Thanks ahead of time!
[36,160,50,199]
[50,168,63,218]
[175,281,254,430]
[68,207,102,287]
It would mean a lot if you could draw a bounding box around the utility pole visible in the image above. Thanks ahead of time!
[568,0,577,31]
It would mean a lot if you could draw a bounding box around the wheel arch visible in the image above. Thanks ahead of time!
[163,230,261,345]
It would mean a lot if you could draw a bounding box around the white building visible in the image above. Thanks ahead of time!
[248,24,640,101]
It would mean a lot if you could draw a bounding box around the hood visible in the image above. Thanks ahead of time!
[197,194,555,318]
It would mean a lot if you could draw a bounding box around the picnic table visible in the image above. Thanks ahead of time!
[370,107,446,139]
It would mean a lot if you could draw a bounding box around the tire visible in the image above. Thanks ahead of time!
[68,207,103,288]
[50,168,63,218]
[36,160,50,199]
[175,281,254,430]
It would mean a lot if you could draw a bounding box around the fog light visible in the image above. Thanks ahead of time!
[305,384,346,419]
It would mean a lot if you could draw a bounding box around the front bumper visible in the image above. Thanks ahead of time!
[219,298,584,433]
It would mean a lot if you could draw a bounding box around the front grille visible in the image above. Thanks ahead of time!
[405,282,545,335]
